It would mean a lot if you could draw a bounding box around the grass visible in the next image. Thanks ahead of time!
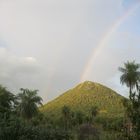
[41,81,125,119]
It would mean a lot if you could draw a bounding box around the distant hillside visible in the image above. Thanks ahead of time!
[41,81,125,118]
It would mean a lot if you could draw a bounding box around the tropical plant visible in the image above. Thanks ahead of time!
[62,105,71,130]
[75,111,84,125]
[127,89,140,140]
[119,61,140,140]
[17,88,42,120]
[0,85,15,113]
[90,106,98,123]
[119,61,140,98]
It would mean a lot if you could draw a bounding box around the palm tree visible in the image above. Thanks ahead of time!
[75,111,84,125]
[119,61,140,99]
[17,88,42,120]
[90,106,98,123]
[62,105,71,130]
[0,85,15,113]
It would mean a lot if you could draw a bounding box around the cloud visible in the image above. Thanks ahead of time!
[0,0,139,102]
[0,47,41,90]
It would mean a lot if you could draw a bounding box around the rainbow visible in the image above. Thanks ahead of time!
[80,2,140,82]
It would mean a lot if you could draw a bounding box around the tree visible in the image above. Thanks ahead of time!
[128,89,140,140]
[17,88,42,120]
[78,123,100,140]
[119,61,140,99]
[90,106,98,123]
[0,85,15,113]
[75,111,84,125]
[61,105,71,130]
[119,61,140,139]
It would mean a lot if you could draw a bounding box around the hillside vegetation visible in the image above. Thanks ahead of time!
[42,81,125,119]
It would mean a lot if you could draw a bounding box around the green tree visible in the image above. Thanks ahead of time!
[128,89,140,140]
[62,105,71,130]
[90,106,98,123]
[119,61,140,99]
[0,85,15,113]
[75,111,84,125]
[17,88,42,120]
[78,123,100,140]
[119,61,140,140]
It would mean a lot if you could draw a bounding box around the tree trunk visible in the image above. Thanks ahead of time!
[129,86,132,100]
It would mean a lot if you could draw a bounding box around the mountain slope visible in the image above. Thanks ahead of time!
[42,81,125,118]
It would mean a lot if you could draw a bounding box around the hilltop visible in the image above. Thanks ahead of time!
[42,81,125,118]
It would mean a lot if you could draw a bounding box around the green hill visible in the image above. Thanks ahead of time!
[42,81,125,118]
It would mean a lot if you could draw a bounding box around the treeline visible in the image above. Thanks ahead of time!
[0,88,72,140]
[0,60,140,140]
[0,86,124,140]
[0,85,100,140]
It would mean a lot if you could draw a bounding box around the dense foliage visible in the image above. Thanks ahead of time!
[0,87,73,140]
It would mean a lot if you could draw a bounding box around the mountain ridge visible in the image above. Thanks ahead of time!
[42,81,125,118]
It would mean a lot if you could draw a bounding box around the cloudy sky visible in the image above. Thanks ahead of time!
[0,0,140,103]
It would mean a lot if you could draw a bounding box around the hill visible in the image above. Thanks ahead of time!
[41,81,125,118]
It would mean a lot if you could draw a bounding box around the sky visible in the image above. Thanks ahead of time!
[0,0,140,103]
